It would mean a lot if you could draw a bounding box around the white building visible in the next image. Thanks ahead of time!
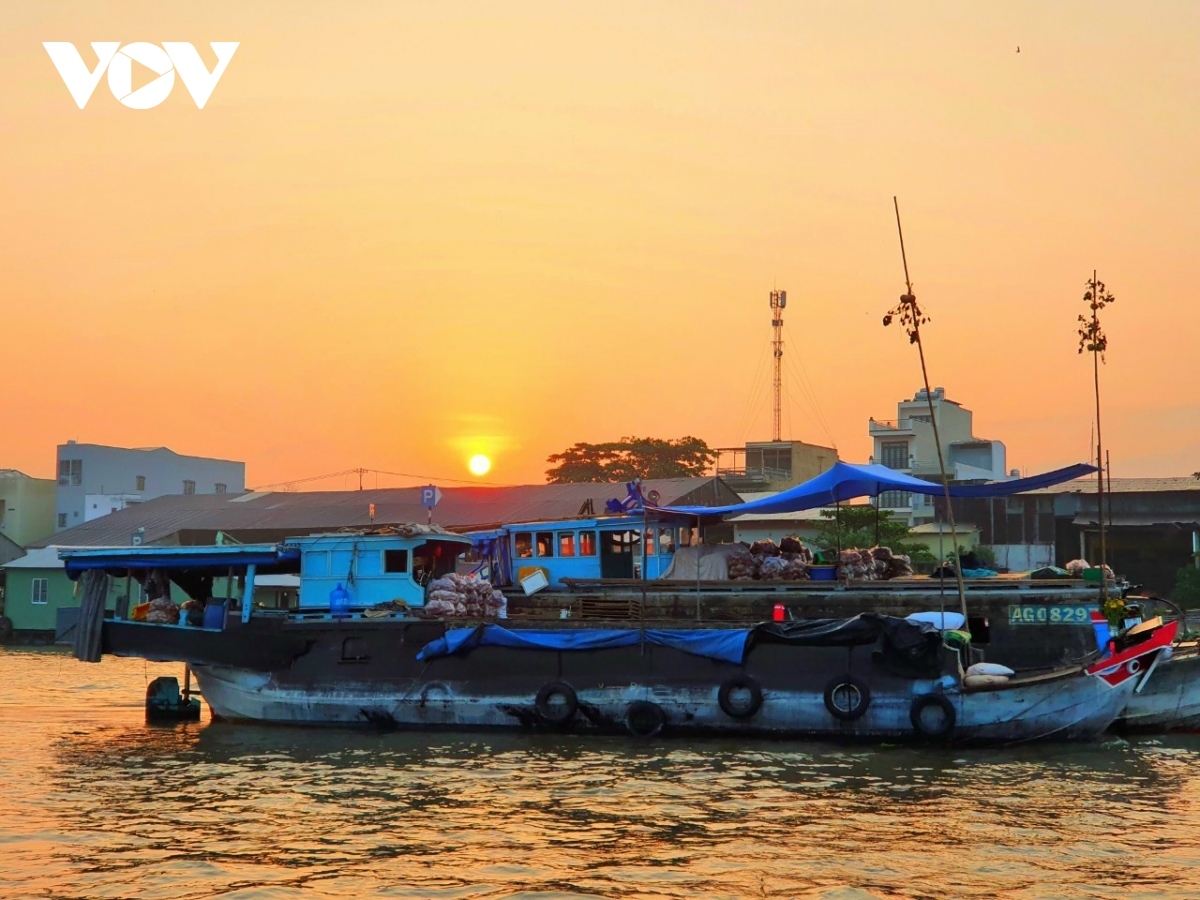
[55,442,245,532]
[867,387,1008,526]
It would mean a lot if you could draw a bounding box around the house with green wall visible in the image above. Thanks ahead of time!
[2,547,114,639]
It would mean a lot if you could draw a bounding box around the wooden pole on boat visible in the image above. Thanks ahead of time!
[1106,449,1113,546]
[890,197,968,623]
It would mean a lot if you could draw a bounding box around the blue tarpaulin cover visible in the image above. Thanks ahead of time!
[416,625,753,664]
[649,461,1097,517]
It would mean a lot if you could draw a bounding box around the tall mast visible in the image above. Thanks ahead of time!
[770,289,787,442]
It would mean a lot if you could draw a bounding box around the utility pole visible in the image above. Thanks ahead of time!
[770,289,787,442]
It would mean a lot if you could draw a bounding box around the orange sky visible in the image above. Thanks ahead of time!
[2,2,1198,489]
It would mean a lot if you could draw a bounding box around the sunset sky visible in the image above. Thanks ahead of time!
[2,2,1197,489]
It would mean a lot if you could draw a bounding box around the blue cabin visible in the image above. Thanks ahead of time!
[292,531,472,610]
[470,516,700,589]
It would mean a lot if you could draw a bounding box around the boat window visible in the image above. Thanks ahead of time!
[331,550,354,579]
[535,532,554,557]
[356,549,382,577]
[578,531,597,556]
[341,638,369,662]
[608,530,641,554]
[558,533,576,557]
[384,549,408,573]
[657,528,676,555]
[302,550,330,577]
[643,531,656,556]
[514,532,533,559]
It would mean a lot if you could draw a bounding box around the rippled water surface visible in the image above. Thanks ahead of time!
[4,648,1200,899]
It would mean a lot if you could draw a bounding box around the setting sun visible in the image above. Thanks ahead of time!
[468,454,492,477]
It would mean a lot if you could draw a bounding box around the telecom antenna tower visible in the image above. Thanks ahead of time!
[769,289,787,441]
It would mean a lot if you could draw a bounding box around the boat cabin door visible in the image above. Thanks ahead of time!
[599,530,639,579]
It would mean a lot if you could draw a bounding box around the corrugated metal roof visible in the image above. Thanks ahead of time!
[1071,513,1200,527]
[1,546,127,569]
[1030,476,1200,495]
[31,478,740,548]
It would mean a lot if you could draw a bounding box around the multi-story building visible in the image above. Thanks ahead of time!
[714,440,838,493]
[54,442,245,532]
[868,387,1008,525]
[0,470,56,563]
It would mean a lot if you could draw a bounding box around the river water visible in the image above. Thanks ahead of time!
[3,648,1200,900]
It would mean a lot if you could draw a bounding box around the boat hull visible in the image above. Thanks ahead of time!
[191,657,1133,745]
[1117,646,1200,731]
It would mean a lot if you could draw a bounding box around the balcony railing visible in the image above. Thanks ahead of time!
[868,417,937,434]
[716,466,792,482]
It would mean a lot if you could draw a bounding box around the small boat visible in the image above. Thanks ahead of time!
[1115,631,1200,732]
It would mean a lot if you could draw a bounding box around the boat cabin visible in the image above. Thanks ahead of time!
[292,531,472,609]
[472,516,700,589]
[59,529,475,629]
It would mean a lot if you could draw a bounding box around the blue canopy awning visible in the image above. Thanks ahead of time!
[60,544,300,579]
[650,461,1096,518]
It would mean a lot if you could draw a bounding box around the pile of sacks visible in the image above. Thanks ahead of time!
[836,546,914,582]
[424,574,507,618]
[1065,558,1115,579]
[144,597,180,624]
[728,538,814,581]
[963,661,1015,689]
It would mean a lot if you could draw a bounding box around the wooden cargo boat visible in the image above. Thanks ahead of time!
[59,531,1177,743]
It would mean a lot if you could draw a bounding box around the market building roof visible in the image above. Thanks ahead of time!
[1028,476,1200,494]
[30,477,741,548]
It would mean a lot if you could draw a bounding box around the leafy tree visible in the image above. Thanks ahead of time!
[1175,567,1200,608]
[812,506,935,562]
[545,436,716,484]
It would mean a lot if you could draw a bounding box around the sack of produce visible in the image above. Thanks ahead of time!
[726,548,759,580]
[1065,559,1091,577]
[759,556,788,580]
[750,539,781,557]
[781,557,809,580]
[966,662,1016,677]
[887,554,914,578]
[964,673,1010,688]
[779,536,804,554]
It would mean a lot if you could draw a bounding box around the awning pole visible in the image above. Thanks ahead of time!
[241,564,257,624]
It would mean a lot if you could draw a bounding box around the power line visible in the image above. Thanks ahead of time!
[252,467,517,492]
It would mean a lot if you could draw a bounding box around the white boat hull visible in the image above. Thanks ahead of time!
[192,663,1134,744]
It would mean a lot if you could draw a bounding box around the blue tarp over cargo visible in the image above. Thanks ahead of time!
[415,615,940,668]
[648,461,1096,518]
[416,626,753,664]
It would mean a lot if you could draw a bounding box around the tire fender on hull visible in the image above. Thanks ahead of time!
[717,675,764,719]
[534,681,579,726]
[910,693,956,739]
[625,700,666,738]
[823,674,872,721]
